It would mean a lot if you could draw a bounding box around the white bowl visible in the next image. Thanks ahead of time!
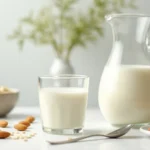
[0,89,19,117]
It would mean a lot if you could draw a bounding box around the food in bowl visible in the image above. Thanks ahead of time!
[0,86,15,94]
[0,86,19,117]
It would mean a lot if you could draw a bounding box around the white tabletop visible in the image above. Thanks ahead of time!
[0,107,149,150]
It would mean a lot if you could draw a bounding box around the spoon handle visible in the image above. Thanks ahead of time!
[48,134,105,145]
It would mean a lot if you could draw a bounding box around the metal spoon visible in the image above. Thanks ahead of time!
[48,124,133,145]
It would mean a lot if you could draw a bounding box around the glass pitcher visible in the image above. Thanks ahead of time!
[99,14,150,125]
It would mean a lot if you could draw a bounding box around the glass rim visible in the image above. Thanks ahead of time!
[105,13,150,21]
[39,74,89,80]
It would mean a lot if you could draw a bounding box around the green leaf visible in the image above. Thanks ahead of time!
[8,0,137,59]
[17,39,24,50]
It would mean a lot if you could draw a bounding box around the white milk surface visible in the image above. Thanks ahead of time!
[99,65,150,125]
[39,87,88,129]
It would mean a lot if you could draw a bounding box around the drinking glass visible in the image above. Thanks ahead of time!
[38,75,89,134]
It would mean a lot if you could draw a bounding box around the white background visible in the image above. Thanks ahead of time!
[0,0,149,106]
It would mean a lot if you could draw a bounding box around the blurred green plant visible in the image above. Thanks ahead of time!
[8,0,136,60]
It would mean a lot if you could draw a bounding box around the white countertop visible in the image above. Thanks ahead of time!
[0,107,149,150]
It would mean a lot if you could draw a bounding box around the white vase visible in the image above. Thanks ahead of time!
[49,58,74,75]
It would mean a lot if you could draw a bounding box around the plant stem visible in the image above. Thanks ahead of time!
[60,0,63,54]
[66,49,72,61]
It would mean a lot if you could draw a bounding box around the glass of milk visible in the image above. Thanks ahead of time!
[38,75,89,134]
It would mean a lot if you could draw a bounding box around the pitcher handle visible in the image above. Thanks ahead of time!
[142,19,150,59]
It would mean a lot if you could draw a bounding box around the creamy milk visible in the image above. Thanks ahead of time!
[39,88,88,129]
[99,65,150,125]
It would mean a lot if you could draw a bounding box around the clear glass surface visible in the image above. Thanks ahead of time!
[106,13,150,65]
[38,75,89,135]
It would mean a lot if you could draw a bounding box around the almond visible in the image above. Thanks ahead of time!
[0,120,8,128]
[19,121,30,127]
[14,124,27,131]
[25,116,35,123]
[0,131,10,139]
